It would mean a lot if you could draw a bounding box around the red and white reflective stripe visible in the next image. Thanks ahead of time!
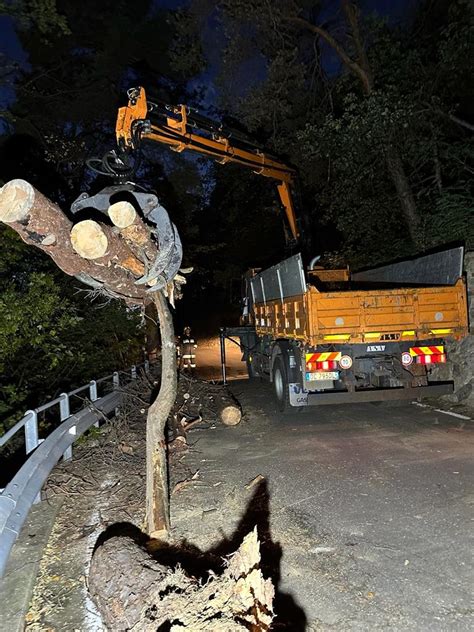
[306,352,341,364]
[415,354,446,365]
[307,360,339,371]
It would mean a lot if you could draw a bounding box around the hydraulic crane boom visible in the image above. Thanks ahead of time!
[115,87,300,242]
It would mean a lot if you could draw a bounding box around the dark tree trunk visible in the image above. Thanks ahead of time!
[385,144,420,244]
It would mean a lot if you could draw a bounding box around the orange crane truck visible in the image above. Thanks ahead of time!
[223,249,468,410]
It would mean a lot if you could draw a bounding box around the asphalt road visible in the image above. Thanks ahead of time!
[174,360,474,631]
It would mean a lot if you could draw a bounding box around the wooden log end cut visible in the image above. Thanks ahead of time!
[108,201,137,228]
[70,220,108,260]
[0,179,34,223]
[221,405,242,426]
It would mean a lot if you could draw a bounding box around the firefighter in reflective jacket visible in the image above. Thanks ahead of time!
[181,326,197,369]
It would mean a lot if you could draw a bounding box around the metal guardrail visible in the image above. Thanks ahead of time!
[0,361,150,578]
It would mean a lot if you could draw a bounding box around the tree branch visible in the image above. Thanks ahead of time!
[341,0,372,91]
[285,15,372,95]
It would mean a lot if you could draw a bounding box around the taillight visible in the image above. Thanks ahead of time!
[306,360,339,371]
[415,354,446,365]
[317,360,338,371]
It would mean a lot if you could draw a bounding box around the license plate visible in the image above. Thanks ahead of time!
[306,371,339,381]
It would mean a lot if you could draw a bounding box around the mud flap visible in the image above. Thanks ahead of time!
[289,383,309,407]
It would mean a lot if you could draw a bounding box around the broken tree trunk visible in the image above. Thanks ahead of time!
[216,390,242,426]
[88,527,274,631]
[146,290,177,535]
[0,179,147,303]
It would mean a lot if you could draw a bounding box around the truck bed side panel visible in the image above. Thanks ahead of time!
[253,279,468,344]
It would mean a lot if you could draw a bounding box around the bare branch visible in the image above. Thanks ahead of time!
[285,15,372,95]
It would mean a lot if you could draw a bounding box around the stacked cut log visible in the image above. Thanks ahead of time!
[0,179,158,304]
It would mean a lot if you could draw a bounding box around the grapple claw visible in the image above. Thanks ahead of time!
[71,185,183,287]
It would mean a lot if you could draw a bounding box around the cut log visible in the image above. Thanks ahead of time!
[70,220,108,259]
[88,527,274,631]
[69,218,145,276]
[216,390,242,426]
[0,179,148,303]
[108,201,157,261]
[107,200,137,228]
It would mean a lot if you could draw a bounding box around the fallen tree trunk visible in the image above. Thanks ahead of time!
[0,179,147,303]
[88,527,274,631]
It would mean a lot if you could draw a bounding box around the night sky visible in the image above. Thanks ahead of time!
[0,0,420,119]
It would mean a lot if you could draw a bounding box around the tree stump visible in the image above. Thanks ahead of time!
[88,527,274,631]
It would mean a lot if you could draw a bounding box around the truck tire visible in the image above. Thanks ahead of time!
[273,356,290,412]
[246,358,258,379]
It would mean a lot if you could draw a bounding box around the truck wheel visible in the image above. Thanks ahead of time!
[273,356,290,412]
[246,358,258,379]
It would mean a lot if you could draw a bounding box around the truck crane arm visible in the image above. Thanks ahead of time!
[115,87,300,242]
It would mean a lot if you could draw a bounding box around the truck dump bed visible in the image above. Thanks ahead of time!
[249,250,468,346]
[253,279,468,345]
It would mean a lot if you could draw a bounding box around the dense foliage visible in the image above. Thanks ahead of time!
[0,226,143,432]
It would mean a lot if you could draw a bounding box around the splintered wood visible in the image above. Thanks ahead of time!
[89,527,274,631]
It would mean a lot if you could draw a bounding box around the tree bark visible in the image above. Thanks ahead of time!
[0,179,147,303]
[146,290,177,535]
[145,300,161,362]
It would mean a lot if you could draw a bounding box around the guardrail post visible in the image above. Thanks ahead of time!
[60,393,72,461]
[24,410,41,503]
[89,380,99,427]
[131,365,137,380]
[113,372,120,389]
[24,410,38,455]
